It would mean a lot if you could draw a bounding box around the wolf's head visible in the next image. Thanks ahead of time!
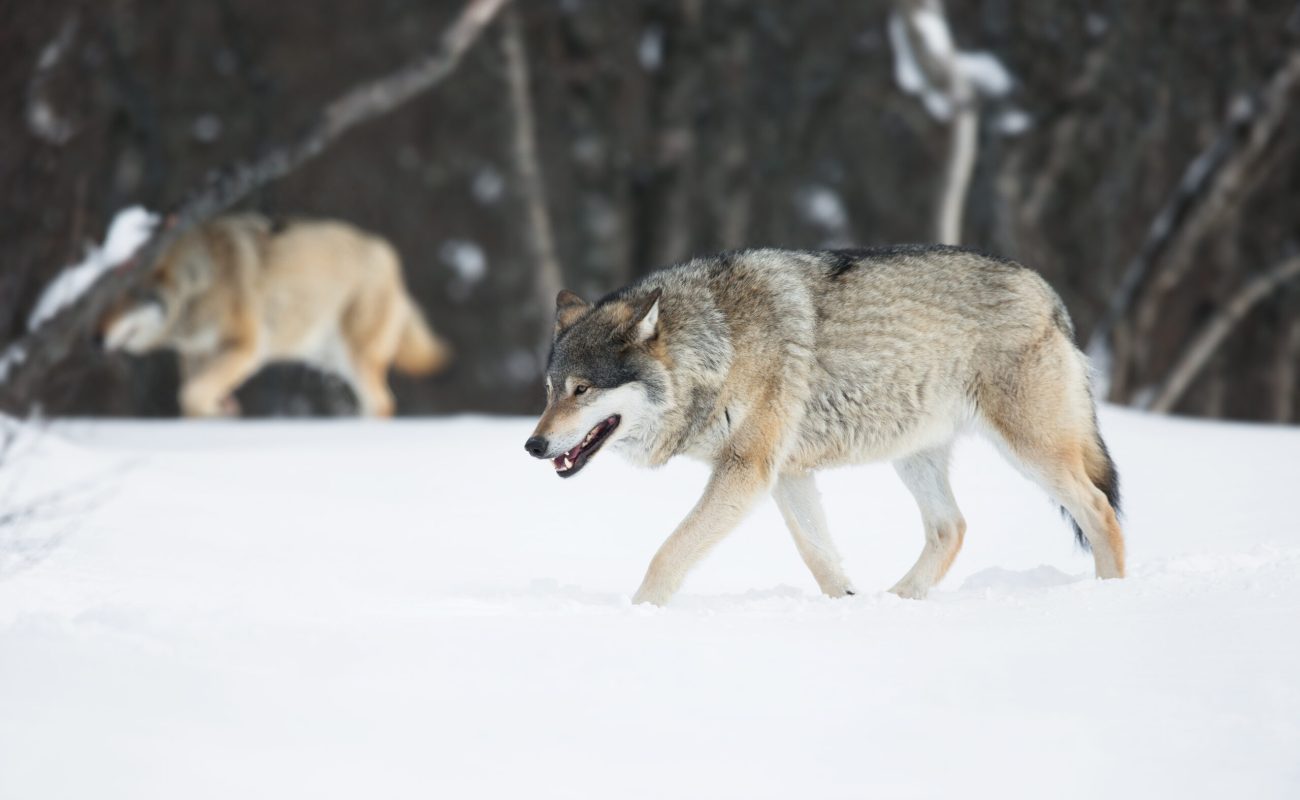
[97,235,210,354]
[525,287,669,477]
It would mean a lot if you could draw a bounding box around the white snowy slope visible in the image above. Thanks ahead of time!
[1,408,1298,799]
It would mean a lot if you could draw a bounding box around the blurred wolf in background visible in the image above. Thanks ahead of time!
[98,214,451,417]
[524,246,1124,605]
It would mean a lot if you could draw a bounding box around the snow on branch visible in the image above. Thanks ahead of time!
[26,207,158,332]
[887,0,1011,122]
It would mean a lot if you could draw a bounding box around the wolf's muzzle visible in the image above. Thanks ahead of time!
[524,436,548,458]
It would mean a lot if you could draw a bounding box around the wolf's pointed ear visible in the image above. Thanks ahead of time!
[630,288,662,344]
[554,289,591,338]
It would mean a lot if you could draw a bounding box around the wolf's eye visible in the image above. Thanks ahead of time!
[574,384,589,396]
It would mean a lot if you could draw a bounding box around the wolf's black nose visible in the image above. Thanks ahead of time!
[91,331,105,349]
[524,436,548,458]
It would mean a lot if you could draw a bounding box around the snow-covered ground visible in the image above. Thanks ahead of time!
[1,408,1298,799]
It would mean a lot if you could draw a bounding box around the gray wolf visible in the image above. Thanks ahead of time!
[524,245,1124,605]
[98,214,451,417]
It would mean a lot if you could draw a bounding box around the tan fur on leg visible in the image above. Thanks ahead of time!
[633,460,773,605]
[890,444,966,599]
[978,331,1126,579]
[179,328,261,417]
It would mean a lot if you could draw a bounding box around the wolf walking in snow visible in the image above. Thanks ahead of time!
[524,245,1124,605]
[98,214,451,417]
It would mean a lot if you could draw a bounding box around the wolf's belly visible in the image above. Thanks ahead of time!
[785,381,970,470]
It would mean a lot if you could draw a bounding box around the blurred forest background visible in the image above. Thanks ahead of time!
[2,0,1299,421]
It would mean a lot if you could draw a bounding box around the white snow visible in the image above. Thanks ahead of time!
[638,25,664,72]
[795,184,849,231]
[471,166,505,205]
[0,344,25,383]
[888,12,928,95]
[438,239,487,284]
[956,50,1013,96]
[995,107,1034,135]
[1,407,1299,799]
[26,206,158,332]
[0,417,113,577]
[27,100,75,146]
[26,17,79,145]
[191,114,222,143]
[911,7,955,61]
[1086,13,1110,38]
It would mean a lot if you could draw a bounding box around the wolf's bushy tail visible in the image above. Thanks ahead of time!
[394,302,453,375]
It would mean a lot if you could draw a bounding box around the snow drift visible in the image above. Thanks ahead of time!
[0,408,1297,799]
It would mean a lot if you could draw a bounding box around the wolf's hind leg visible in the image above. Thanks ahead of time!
[987,430,1125,579]
[772,472,855,597]
[978,333,1125,579]
[890,444,966,599]
[342,285,405,418]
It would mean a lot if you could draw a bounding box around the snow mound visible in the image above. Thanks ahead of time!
[958,564,1081,592]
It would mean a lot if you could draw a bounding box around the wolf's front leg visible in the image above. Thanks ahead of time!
[632,461,774,605]
[179,340,261,417]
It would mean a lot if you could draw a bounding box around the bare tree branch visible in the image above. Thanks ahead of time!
[1146,255,1300,414]
[0,0,509,412]
[1088,49,1300,371]
[501,6,563,347]
[938,91,977,245]
[1018,42,1111,227]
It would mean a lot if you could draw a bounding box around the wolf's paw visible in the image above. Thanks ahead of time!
[218,395,242,417]
[631,584,673,607]
[888,580,929,600]
[821,582,858,599]
[180,388,224,418]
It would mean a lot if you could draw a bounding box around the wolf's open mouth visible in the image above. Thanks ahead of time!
[553,415,620,478]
